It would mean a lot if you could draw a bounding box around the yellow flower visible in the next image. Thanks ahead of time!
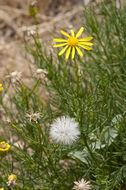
[0,188,4,190]
[0,84,3,91]
[8,174,17,181]
[0,141,11,152]
[53,27,93,60]
[7,174,17,187]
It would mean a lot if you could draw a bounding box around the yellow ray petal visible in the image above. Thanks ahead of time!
[79,44,92,50]
[53,43,67,47]
[59,45,68,56]
[0,87,3,91]
[60,30,70,37]
[72,47,75,59]
[79,37,93,42]
[76,27,84,38]
[70,29,75,37]
[76,47,83,57]
[79,42,93,46]
[0,84,3,91]
[65,47,71,60]
[53,39,67,42]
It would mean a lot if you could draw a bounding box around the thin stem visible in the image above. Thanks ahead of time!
[34,122,60,179]
[74,58,80,95]
[40,143,60,179]
[28,79,40,97]
[19,82,29,110]
[11,148,25,158]
[80,110,99,166]
[11,124,39,144]
[82,131,99,166]
[0,161,6,168]
[17,185,20,190]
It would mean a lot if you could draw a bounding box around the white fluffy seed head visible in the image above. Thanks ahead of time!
[49,116,80,145]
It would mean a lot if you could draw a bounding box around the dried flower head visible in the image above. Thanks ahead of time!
[73,179,92,190]
[7,174,17,187]
[0,141,11,152]
[49,116,80,145]
[53,27,93,60]
[35,68,48,80]
[26,112,41,122]
[0,84,3,91]
[6,71,22,83]
[30,0,38,7]
[27,30,36,36]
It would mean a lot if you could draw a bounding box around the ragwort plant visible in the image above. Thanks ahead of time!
[0,0,126,189]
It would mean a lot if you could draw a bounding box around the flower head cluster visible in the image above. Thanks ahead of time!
[73,179,92,190]
[6,71,22,84]
[0,141,11,152]
[7,174,17,187]
[26,112,41,122]
[49,116,80,145]
[53,27,93,60]
[0,84,3,91]
[35,68,48,80]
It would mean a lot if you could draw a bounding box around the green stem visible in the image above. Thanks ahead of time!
[17,185,20,190]
[35,123,47,144]
[19,82,29,110]
[11,148,24,158]
[11,124,39,144]
[40,143,60,178]
[74,58,80,95]
[28,79,40,97]
[27,121,59,179]
[0,162,6,168]
[82,132,99,166]
[80,111,98,165]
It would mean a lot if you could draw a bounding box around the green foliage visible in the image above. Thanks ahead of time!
[0,0,126,189]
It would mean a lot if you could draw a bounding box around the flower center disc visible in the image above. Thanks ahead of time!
[67,36,78,47]
[0,143,7,149]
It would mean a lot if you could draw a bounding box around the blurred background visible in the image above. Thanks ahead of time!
[0,0,125,83]
[0,0,87,83]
